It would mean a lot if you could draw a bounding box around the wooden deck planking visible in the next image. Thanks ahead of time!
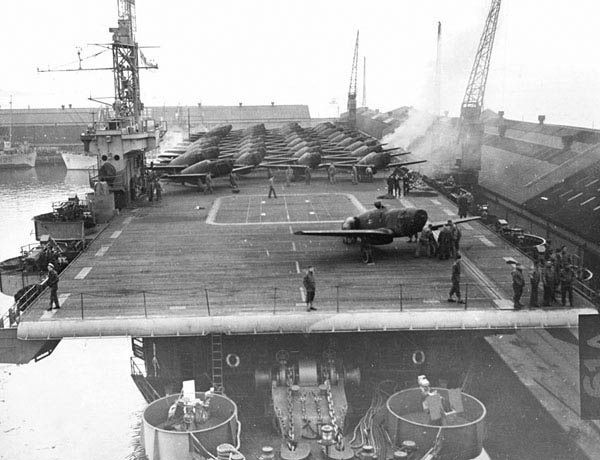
[20,174,561,329]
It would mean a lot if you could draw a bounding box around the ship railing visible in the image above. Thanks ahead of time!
[0,309,16,329]
[0,282,45,328]
[130,356,161,403]
[37,279,598,322]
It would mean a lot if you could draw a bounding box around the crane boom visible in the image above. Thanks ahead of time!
[458,0,501,186]
[346,30,359,129]
[461,0,502,119]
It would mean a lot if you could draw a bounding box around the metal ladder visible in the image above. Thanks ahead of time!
[210,333,224,394]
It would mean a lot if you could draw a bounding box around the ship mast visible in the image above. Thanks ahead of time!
[110,0,142,123]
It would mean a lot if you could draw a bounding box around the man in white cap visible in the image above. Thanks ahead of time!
[46,263,60,310]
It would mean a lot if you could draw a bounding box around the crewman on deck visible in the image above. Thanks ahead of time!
[447,254,464,304]
[387,174,395,197]
[457,191,469,218]
[204,173,213,195]
[415,225,432,258]
[511,264,525,310]
[303,266,317,311]
[305,167,311,185]
[542,261,555,307]
[437,224,453,260]
[449,220,462,258]
[155,178,162,201]
[229,172,239,191]
[285,166,293,187]
[46,263,60,311]
[328,163,337,184]
[351,165,358,185]
[559,264,575,307]
[529,262,541,308]
[268,175,277,199]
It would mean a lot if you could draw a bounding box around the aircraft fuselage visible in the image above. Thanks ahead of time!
[344,207,429,244]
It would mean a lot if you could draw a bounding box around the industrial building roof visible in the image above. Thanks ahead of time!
[0,104,311,128]
[480,112,600,205]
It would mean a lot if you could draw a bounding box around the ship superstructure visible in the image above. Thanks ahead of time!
[81,0,165,209]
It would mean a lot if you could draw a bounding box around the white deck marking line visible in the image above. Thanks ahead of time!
[169,306,187,310]
[284,196,291,221]
[209,220,344,226]
[475,235,495,247]
[123,217,133,225]
[399,198,415,208]
[261,213,266,216]
[75,267,93,279]
[292,242,296,251]
[59,293,71,303]
[309,211,315,215]
[266,249,270,257]
[462,223,473,230]
[430,199,441,205]
[347,194,367,213]
[295,261,300,274]
[207,193,365,225]
[41,292,72,315]
[259,197,265,223]
[110,230,122,239]
[299,287,306,301]
[245,196,252,224]
[95,246,110,257]
[206,197,222,223]
[443,208,456,216]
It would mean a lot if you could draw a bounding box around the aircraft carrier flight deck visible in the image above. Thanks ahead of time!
[17,172,595,340]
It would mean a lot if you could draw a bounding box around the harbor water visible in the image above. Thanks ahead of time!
[0,165,145,460]
[0,166,592,460]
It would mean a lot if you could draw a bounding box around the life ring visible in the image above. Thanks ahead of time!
[226,353,240,368]
[412,350,425,365]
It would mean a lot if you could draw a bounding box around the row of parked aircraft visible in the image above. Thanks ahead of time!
[150,122,425,187]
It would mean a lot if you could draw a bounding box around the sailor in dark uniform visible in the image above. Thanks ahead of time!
[46,263,60,311]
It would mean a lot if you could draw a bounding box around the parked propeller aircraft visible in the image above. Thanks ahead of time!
[325,150,426,174]
[163,158,255,187]
[294,202,480,263]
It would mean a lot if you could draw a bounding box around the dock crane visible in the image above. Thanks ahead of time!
[457,0,502,187]
[346,30,360,129]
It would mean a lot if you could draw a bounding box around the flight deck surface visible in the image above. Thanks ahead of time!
[17,173,595,339]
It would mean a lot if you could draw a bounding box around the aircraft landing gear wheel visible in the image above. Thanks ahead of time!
[361,245,373,264]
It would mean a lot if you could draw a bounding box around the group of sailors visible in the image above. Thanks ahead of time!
[386,170,411,198]
[414,220,462,260]
[130,170,162,202]
[528,244,576,308]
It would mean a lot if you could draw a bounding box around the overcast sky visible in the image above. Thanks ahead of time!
[1,0,598,127]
